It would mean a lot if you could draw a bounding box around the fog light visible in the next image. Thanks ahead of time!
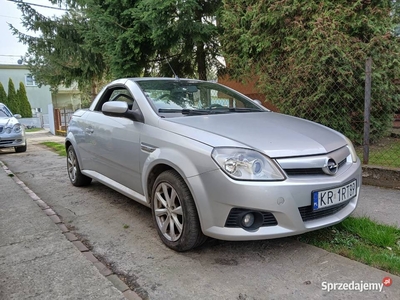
[242,213,255,228]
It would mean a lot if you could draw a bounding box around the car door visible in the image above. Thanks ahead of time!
[83,85,144,195]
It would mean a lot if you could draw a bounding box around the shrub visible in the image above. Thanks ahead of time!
[222,1,400,144]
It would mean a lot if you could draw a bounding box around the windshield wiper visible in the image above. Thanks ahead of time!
[158,108,185,113]
[158,107,263,116]
[226,108,262,112]
[159,108,210,115]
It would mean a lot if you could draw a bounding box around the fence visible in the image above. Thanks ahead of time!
[361,58,400,169]
[19,108,73,134]
[19,117,43,129]
[358,59,396,168]
[254,56,400,170]
[54,108,74,133]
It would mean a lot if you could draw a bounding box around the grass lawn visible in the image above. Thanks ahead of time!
[298,216,400,275]
[356,137,400,168]
[41,142,66,156]
[25,128,43,133]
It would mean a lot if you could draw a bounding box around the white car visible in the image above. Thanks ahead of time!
[0,103,27,153]
[66,78,361,251]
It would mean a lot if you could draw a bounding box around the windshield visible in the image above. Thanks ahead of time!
[0,106,12,118]
[135,79,265,117]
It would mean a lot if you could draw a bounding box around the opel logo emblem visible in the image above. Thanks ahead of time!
[323,158,338,175]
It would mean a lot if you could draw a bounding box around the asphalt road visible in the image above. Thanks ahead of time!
[0,131,399,299]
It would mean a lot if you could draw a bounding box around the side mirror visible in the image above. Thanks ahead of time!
[102,101,128,114]
[102,101,144,122]
[14,114,22,119]
[252,99,262,105]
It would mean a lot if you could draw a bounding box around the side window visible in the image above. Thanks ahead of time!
[94,87,138,111]
[0,105,12,117]
[25,75,37,86]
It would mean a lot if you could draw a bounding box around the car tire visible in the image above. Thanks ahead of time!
[15,143,27,153]
[67,145,92,187]
[151,170,207,251]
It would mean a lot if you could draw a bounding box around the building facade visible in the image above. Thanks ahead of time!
[0,64,82,115]
[0,64,52,114]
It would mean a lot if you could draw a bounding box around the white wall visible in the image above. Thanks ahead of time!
[48,104,55,135]
[0,64,52,114]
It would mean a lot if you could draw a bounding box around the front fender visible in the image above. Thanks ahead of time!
[141,143,217,205]
[65,132,77,154]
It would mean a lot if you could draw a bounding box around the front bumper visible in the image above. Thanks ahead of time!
[0,132,26,149]
[188,158,362,241]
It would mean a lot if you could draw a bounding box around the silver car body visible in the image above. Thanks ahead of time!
[0,103,26,150]
[66,78,361,242]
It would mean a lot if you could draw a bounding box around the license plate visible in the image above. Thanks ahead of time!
[312,180,357,210]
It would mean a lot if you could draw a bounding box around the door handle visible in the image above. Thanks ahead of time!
[85,127,94,135]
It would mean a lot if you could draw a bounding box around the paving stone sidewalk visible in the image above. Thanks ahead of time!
[0,162,127,300]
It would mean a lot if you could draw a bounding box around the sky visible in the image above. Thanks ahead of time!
[0,0,65,64]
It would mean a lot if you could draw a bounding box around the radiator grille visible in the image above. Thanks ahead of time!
[284,159,347,176]
[299,200,350,222]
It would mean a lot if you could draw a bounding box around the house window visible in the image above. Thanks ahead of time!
[25,75,37,86]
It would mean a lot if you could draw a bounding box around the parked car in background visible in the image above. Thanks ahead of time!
[66,78,361,251]
[0,103,27,153]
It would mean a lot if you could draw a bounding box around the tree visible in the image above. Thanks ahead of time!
[17,82,32,118]
[7,79,19,115]
[0,83,7,105]
[221,0,400,143]
[10,2,109,100]
[135,0,223,80]
[69,0,223,80]
[70,0,154,79]
[11,0,223,86]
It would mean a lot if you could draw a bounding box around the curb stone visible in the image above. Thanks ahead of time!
[362,165,400,190]
[0,161,143,300]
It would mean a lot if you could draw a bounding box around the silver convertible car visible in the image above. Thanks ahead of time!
[66,78,361,251]
[0,103,27,153]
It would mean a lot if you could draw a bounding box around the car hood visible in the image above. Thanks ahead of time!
[0,117,17,127]
[164,112,347,158]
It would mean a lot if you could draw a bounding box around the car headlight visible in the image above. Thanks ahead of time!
[13,124,22,133]
[344,136,357,163]
[211,148,285,181]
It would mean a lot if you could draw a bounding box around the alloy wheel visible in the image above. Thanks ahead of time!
[67,148,77,183]
[154,182,184,241]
